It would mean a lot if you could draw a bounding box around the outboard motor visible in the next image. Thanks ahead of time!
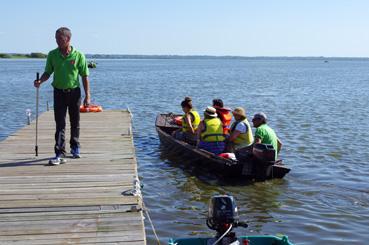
[207,195,248,244]
[207,195,238,231]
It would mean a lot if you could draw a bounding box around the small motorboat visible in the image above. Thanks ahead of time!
[156,113,290,180]
[169,195,294,245]
[88,61,97,68]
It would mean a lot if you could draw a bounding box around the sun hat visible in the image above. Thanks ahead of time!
[232,107,246,119]
[253,112,267,121]
[204,106,218,118]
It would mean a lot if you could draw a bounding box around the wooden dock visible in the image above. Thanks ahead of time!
[0,110,146,244]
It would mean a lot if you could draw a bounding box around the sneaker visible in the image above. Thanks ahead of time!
[71,147,81,159]
[48,154,67,165]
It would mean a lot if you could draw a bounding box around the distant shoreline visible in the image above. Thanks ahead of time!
[0,53,47,59]
[1,53,369,60]
[86,54,369,60]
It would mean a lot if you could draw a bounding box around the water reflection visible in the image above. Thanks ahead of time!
[157,140,286,235]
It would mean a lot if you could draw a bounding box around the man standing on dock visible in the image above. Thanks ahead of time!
[34,27,90,165]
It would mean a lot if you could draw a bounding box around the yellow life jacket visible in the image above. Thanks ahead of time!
[200,118,225,142]
[182,110,201,132]
[230,119,254,146]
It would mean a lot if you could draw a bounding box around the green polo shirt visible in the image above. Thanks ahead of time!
[255,123,279,160]
[44,47,89,89]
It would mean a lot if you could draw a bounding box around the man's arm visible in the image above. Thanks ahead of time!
[229,131,241,142]
[185,113,195,134]
[34,72,50,88]
[229,122,246,141]
[254,138,262,144]
[254,127,263,145]
[196,121,204,147]
[196,121,204,139]
[277,138,282,153]
[82,76,90,106]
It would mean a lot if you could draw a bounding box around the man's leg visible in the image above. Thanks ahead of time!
[69,88,81,154]
[53,89,67,156]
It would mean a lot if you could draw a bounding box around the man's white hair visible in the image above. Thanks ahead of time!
[56,27,72,38]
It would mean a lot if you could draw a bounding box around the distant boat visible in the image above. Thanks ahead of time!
[324,60,329,63]
[88,61,97,68]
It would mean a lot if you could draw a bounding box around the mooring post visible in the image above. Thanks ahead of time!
[26,109,31,125]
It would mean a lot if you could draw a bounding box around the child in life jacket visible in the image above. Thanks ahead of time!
[212,99,232,135]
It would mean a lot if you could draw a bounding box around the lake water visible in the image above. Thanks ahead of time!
[1,58,369,244]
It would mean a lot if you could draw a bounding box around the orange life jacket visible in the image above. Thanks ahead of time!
[214,106,232,134]
[174,116,183,126]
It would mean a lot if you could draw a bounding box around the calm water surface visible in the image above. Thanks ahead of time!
[1,58,369,244]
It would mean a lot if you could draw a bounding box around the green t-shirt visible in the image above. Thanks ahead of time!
[44,47,89,89]
[255,124,279,159]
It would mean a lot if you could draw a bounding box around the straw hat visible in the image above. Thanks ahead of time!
[204,106,218,118]
[232,107,246,119]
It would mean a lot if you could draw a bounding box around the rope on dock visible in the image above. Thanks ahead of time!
[124,108,161,244]
[122,177,161,244]
[142,198,161,245]
[136,177,161,244]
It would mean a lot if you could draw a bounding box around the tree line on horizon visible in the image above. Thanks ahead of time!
[0,52,47,58]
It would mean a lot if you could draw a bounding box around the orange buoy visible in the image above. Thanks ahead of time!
[218,153,236,160]
[174,116,183,126]
[80,104,103,113]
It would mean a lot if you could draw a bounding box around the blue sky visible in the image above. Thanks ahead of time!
[1,0,369,57]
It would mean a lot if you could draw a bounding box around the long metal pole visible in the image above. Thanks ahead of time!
[35,72,39,156]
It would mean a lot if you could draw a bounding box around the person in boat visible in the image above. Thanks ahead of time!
[212,99,232,135]
[252,112,282,160]
[173,97,201,145]
[197,106,226,155]
[227,107,254,152]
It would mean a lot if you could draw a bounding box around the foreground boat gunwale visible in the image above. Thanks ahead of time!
[169,234,294,245]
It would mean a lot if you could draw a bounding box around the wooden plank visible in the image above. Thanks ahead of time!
[0,110,146,244]
[0,204,137,214]
[0,223,144,236]
[0,209,138,220]
[0,192,136,201]
[0,214,142,229]
[0,235,145,245]
[0,181,133,190]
